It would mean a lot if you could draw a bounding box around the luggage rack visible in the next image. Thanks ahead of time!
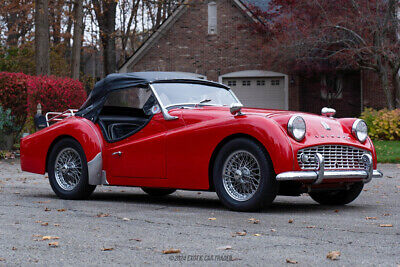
[45,109,78,127]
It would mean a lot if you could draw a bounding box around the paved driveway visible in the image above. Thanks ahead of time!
[0,160,399,266]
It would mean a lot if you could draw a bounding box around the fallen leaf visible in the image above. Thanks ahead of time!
[101,248,114,251]
[334,209,339,213]
[253,234,261,237]
[35,220,43,223]
[286,259,298,264]
[248,218,260,224]
[0,258,5,261]
[363,189,369,191]
[383,213,391,216]
[54,224,60,227]
[365,217,377,220]
[129,238,142,242]
[233,231,246,236]
[379,224,393,227]
[34,200,50,204]
[41,222,48,226]
[270,229,277,232]
[162,249,181,254]
[14,192,20,195]
[208,217,216,221]
[326,251,341,260]
[32,234,42,238]
[306,225,316,229]
[288,219,294,223]
[97,213,110,218]
[217,245,232,250]
[48,242,59,247]
[122,218,130,221]
[11,247,17,251]
[44,208,51,212]
[57,209,66,212]
[42,236,59,240]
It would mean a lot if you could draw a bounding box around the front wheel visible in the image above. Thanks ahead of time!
[48,138,96,199]
[309,182,364,205]
[213,138,277,212]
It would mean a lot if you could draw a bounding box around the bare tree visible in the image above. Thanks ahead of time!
[35,0,50,76]
[71,0,84,79]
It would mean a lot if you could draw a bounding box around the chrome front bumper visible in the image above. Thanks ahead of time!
[276,153,383,184]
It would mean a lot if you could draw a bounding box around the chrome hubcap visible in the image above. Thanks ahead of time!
[222,150,261,201]
[54,148,82,191]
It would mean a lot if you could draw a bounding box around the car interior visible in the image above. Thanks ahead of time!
[97,87,157,142]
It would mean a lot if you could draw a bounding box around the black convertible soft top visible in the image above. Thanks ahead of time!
[76,72,229,121]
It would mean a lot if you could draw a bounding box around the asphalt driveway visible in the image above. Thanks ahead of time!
[0,160,399,266]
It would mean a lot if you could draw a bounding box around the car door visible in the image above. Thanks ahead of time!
[104,109,185,181]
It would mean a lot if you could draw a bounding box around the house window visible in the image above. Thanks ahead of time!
[271,80,280,86]
[257,80,265,86]
[242,80,251,86]
[208,2,217,35]
[227,80,236,87]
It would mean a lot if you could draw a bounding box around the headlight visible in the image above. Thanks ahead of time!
[288,116,306,141]
[352,119,368,142]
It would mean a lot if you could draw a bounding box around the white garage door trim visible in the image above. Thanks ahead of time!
[219,70,289,110]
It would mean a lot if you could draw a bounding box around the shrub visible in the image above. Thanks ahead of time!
[0,105,19,149]
[26,75,87,116]
[360,108,400,141]
[0,72,28,130]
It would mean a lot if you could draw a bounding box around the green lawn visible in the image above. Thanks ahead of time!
[373,140,400,163]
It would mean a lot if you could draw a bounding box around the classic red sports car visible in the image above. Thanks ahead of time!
[20,72,382,211]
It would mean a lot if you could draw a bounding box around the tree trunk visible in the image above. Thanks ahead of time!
[378,64,394,110]
[71,0,84,80]
[394,70,400,109]
[35,0,50,76]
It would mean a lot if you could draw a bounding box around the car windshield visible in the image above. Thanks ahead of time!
[152,83,239,108]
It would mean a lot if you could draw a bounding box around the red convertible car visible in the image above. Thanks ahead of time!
[21,72,382,211]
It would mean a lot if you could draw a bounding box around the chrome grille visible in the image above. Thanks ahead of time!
[297,145,370,170]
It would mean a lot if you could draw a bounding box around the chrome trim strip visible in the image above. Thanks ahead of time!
[87,152,103,185]
[313,153,324,184]
[148,83,178,120]
[276,169,383,183]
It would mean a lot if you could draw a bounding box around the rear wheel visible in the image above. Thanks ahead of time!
[213,138,277,211]
[309,182,364,205]
[48,138,96,199]
[141,188,176,196]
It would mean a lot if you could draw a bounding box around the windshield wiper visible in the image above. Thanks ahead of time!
[195,98,212,107]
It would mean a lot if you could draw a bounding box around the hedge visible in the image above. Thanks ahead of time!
[360,108,400,141]
[0,72,87,133]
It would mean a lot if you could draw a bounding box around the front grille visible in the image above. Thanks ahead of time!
[297,145,370,170]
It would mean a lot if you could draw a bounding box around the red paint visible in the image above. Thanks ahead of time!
[20,106,378,189]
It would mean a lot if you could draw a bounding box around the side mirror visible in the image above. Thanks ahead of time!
[321,107,336,118]
[34,114,47,129]
[230,103,243,116]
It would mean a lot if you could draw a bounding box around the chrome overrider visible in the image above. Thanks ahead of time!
[276,153,383,184]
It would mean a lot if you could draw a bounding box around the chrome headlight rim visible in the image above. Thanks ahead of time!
[352,119,368,143]
[288,115,306,141]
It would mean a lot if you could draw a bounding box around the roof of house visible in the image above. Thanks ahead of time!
[118,0,266,72]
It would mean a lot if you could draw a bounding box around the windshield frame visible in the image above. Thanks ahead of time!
[150,81,241,110]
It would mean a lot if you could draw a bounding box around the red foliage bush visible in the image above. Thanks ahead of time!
[0,72,87,131]
[0,72,28,128]
[26,76,87,116]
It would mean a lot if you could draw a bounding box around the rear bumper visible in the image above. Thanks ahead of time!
[276,153,383,184]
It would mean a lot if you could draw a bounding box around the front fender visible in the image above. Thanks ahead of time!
[20,117,104,183]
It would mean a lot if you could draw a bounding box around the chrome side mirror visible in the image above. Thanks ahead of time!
[230,103,243,116]
[321,107,336,118]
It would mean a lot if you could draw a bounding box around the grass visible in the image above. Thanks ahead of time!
[373,140,400,163]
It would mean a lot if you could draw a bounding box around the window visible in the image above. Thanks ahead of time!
[271,80,280,86]
[257,80,265,86]
[242,80,251,86]
[227,80,236,87]
[104,87,152,109]
[208,2,217,35]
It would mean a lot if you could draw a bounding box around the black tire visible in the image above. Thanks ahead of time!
[213,138,277,212]
[48,138,96,200]
[309,182,364,205]
[141,188,176,196]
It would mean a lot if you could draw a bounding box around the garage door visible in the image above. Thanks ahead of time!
[222,77,285,109]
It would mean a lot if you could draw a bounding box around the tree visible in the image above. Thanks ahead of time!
[92,0,117,75]
[250,0,400,109]
[71,0,84,79]
[35,0,50,76]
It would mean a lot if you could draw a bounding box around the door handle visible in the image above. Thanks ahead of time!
[112,151,122,156]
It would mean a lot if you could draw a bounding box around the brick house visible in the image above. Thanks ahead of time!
[118,0,388,117]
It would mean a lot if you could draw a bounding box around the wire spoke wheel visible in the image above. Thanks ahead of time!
[54,147,82,191]
[222,150,261,202]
